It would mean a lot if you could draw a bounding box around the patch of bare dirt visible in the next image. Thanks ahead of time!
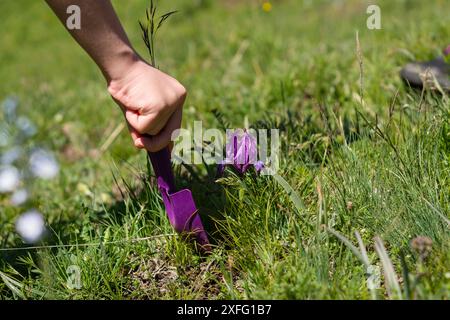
[125,254,232,299]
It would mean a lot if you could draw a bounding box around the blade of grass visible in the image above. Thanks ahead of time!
[374,236,402,299]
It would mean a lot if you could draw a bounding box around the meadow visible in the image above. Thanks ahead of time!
[0,0,449,299]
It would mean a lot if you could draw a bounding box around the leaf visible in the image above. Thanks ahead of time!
[374,236,402,299]
[0,271,26,299]
[139,0,177,67]
[271,172,305,214]
[354,230,370,267]
[157,10,178,30]
[325,227,366,266]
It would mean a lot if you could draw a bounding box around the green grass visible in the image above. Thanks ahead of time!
[1,0,449,299]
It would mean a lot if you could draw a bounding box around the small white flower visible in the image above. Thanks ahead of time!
[29,149,59,179]
[15,210,45,243]
[0,165,20,193]
[10,189,28,206]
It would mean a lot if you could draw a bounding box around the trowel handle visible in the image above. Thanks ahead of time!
[147,147,176,193]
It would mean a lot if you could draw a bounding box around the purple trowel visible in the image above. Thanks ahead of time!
[147,148,210,251]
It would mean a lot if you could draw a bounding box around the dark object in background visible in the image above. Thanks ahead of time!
[400,46,450,92]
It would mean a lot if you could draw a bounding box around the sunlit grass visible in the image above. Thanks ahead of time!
[0,0,449,299]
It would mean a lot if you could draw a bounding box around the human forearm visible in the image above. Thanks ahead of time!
[46,0,186,152]
[45,0,139,83]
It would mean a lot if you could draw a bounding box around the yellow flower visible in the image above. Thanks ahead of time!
[77,182,93,196]
[262,1,272,12]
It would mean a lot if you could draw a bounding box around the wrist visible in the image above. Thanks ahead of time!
[102,49,142,85]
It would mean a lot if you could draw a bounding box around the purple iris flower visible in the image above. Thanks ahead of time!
[218,129,264,175]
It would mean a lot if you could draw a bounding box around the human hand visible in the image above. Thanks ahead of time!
[107,58,186,152]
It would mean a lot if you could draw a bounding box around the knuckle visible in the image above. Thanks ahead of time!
[109,87,129,106]
[107,83,120,97]
[176,84,187,101]
[168,81,187,103]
